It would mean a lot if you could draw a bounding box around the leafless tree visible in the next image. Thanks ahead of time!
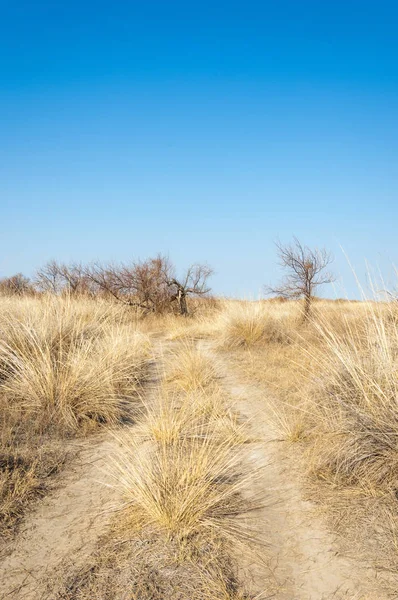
[129,256,172,313]
[167,264,213,315]
[266,237,335,320]
[35,260,63,294]
[84,262,135,304]
[35,255,213,315]
[35,260,92,296]
[84,255,172,313]
[0,273,33,296]
[85,258,213,315]
[57,263,86,295]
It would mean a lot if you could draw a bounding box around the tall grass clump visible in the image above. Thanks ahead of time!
[0,297,150,432]
[215,301,294,349]
[112,433,250,541]
[140,387,249,448]
[307,301,398,490]
[165,340,219,391]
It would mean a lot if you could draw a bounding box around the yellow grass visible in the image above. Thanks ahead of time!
[164,340,219,391]
[306,300,398,489]
[211,300,298,348]
[112,433,251,541]
[113,344,254,539]
[99,342,258,599]
[3,291,398,594]
[0,295,150,538]
[212,296,398,580]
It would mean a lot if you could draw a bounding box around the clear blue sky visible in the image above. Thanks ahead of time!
[1,1,397,297]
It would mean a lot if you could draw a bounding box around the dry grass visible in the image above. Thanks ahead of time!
[0,296,151,540]
[58,342,260,599]
[52,528,247,600]
[215,297,398,586]
[112,434,251,541]
[0,441,68,541]
[213,300,297,349]
[0,324,149,432]
[164,341,220,391]
[0,297,260,598]
[138,295,223,339]
[301,302,398,586]
[307,301,398,490]
[6,292,398,594]
[139,388,248,446]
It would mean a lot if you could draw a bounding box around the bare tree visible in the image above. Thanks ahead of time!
[58,262,97,296]
[35,260,92,296]
[35,260,63,294]
[84,256,172,313]
[84,262,136,305]
[36,255,213,316]
[57,263,85,295]
[129,256,172,313]
[0,273,33,296]
[167,264,213,315]
[267,237,335,320]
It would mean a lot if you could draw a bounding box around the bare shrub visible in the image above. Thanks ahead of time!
[0,273,34,297]
[167,264,213,315]
[35,261,95,297]
[84,256,172,312]
[84,256,213,316]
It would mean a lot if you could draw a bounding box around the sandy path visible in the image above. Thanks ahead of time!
[0,435,127,600]
[205,344,385,600]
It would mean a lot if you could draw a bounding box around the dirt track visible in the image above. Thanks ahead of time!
[0,435,126,600]
[204,342,388,599]
[0,341,390,599]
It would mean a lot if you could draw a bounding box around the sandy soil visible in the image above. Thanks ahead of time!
[0,435,126,600]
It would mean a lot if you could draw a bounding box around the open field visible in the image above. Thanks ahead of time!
[3,2,395,597]
[0,294,398,598]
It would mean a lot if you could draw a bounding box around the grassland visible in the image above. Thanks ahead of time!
[1,293,398,597]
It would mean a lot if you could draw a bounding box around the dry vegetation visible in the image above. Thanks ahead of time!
[2,284,398,596]
[54,343,260,600]
[0,295,150,542]
[212,297,398,586]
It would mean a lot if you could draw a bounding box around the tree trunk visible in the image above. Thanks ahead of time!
[178,290,188,316]
[303,293,311,322]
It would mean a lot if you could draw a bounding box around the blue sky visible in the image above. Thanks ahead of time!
[1,1,397,297]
